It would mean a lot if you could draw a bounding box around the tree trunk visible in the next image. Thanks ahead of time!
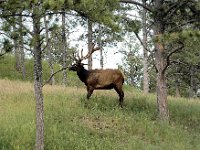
[44,15,55,85]
[154,28,169,121]
[119,0,170,121]
[154,0,169,121]
[189,65,196,98]
[100,45,103,69]
[19,14,26,79]
[97,25,103,69]
[156,69,169,121]
[175,67,181,97]
[175,77,181,97]
[14,39,21,71]
[62,11,67,86]
[88,19,93,70]
[13,23,21,72]
[142,0,149,93]
[33,4,44,150]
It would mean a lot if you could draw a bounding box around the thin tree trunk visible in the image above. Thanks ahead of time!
[97,25,103,69]
[62,11,67,86]
[175,67,180,97]
[44,15,55,85]
[175,80,181,97]
[100,45,103,69]
[14,40,21,71]
[19,14,26,79]
[33,4,44,150]
[142,0,149,93]
[88,19,93,70]
[189,65,196,98]
[13,23,21,72]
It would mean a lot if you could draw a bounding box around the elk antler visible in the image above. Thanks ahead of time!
[72,51,79,62]
[81,43,100,61]
[72,43,100,63]
[78,43,100,62]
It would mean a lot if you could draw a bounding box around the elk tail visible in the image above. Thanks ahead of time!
[119,69,126,83]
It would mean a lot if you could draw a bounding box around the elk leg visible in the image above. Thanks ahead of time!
[87,86,94,99]
[114,85,124,107]
[119,90,124,107]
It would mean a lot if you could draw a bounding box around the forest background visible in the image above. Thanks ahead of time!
[0,0,200,149]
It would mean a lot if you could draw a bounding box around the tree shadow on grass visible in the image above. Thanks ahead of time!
[0,141,13,150]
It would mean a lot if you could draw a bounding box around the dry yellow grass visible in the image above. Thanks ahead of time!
[0,79,83,95]
[0,79,157,110]
[0,79,33,95]
[0,79,122,98]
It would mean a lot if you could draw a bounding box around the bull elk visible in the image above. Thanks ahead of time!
[69,43,125,107]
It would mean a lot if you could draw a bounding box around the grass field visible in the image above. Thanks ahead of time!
[0,79,200,150]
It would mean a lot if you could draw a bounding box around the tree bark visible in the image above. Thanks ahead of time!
[142,0,149,93]
[88,19,93,70]
[154,8,169,121]
[32,4,44,150]
[155,65,169,121]
[62,11,67,86]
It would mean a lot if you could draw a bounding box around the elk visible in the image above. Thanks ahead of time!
[69,43,125,107]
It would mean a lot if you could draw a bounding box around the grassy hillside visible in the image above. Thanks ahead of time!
[0,79,200,150]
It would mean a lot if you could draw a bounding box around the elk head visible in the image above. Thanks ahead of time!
[69,43,100,71]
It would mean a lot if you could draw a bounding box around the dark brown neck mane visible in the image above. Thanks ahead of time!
[77,67,89,85]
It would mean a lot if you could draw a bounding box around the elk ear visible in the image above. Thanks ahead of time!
[77,59,82,64]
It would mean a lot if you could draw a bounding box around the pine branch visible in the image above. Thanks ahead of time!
[0,52,7,57]
[164,1,192,21]
[171,59,188,66]
[0,32,10,38]
[168,19,199,32]
[5,18,33,36]
[163,41,184,73]
[42,67,68,87]
[120,0,153,12]
[1,13,32,18]
[134,32,151,53]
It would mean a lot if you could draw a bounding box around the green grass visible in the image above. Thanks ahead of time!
[0,55,82,86]
[0,79,200,150]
